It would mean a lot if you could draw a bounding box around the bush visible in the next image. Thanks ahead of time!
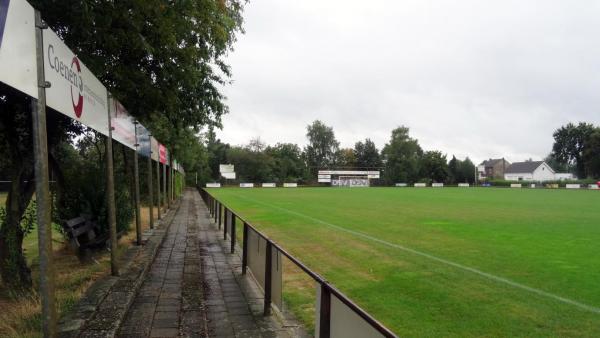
[53,135,133,237]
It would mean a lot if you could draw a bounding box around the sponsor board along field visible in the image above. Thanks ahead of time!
[207,187,600,337]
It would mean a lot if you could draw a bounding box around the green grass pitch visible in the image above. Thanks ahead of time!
[207,187,600,337]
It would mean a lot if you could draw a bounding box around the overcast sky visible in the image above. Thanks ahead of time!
[218,0,600,164]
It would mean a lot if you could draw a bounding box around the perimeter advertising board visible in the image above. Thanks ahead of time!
[151,137,159,162]
[43,28,109,136]
[135,123,151,158]
[108,98,136,149]
[0,0,37,98]
[159,144,168,164]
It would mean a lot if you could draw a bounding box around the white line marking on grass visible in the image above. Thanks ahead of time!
[235,194,600,315]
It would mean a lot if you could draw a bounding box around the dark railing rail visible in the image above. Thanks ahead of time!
[198,188,397,338]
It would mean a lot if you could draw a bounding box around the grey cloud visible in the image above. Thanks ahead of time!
[220,0,600,164]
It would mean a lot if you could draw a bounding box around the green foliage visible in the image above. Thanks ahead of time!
[382,126,423,184]
[354,139,382,169]
[448,156,476,184]
[551,122,598,178]
[54,134,133,236]
[226,140,275,183]
[334,148,356,168]
[305,120,339,176]
[265,143,307,183]
[0,200,36,237]
[420,151,448,183]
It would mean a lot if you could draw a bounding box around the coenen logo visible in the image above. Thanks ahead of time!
[47,44,85,118]
[0,0,9,49]
[70,57,83,117]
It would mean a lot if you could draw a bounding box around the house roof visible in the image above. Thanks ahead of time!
[505,161,550,174]
[479,158,507,167]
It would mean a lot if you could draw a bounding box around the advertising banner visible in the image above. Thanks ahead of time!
[158,144,168,164]
[0,0,37,98]
[135,122,151,158]
[108,97,136,149]
[151,137,159,162]
[43,29,109,136]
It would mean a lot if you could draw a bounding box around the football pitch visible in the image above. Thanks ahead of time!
[207,187,600,337]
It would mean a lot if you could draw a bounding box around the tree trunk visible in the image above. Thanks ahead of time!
[0,165,35,289]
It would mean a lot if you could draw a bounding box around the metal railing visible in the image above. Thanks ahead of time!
[199,188,397,338]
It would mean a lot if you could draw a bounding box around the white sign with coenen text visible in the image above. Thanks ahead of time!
[0,0,37,98]
[43,28,109,136]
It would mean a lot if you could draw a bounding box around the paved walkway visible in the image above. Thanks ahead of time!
[117,190,300,338]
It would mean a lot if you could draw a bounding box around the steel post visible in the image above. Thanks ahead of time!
[164,163,169,209]
[33,11,57,336]
[264,242,273,316]
[319,284,332,338]
[242,223,248,274]
[156,161,161,220]
[223,208,228,240]
[133,124,141,245]
[147,155,154,229]
[231,216,236,254]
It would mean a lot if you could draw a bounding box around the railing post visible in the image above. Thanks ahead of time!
[264,241,272,316]
[242,223,248,274]
[218,202,222,230]
[223,208,228,240]
[231,216,236,254]
[319,283,332,338]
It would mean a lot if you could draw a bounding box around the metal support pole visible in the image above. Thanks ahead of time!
[164,163,169,209]
[223,208,228,240]
[156,161,161,220]
[105,99,118,276]
[319,284,332,338]
[231,216,236,254]
[33,11,57,336]
[264,242,273,316]
[147,155,154,229]
[218,202,222,230]
[242,223,248,274]
[133,123,141,245]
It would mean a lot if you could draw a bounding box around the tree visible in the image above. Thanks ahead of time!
[382,126,422,184]
[551,122,596,178]
[304,120,339,177]
[583,130,600,178]
[226,143,274,183]
[458,157,476,184]
[335,148,357,168]
[420,151,449,183]
[448,156,459,184]
[266,143,306,183]
[0,0,246,288]
[354,139,382,169]
[0,87,79,289]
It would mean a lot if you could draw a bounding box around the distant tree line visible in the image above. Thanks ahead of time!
[200,120,476,185]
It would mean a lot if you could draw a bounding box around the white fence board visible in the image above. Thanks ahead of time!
[240,183,254,188]
[283,183,298,188]
[458,183,470,187]
[432,183,444,188]
[414,183,426,187]
[566,184,580,189]
[511,184,522,188]
[262,183,276,188]
[206,183,221,188]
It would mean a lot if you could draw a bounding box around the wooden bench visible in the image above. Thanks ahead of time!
[63,214,98,250]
